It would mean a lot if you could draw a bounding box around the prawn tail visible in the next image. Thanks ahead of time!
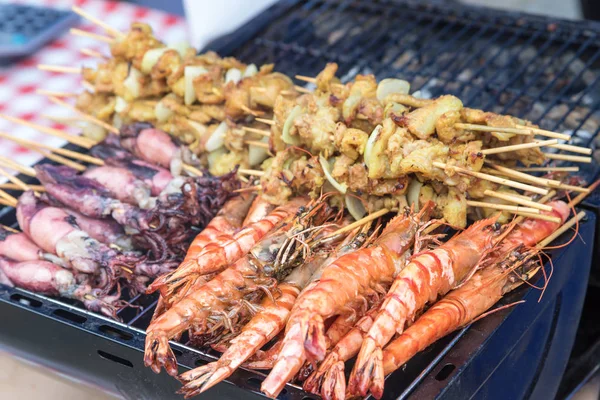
[304,351,342,398]
[178,362,232,397]
[305,314,327,362]
[323,360,347,400]
[347,337,380,397]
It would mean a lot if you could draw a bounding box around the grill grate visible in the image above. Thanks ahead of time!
[0,1,599,399]
[227,0,600,183]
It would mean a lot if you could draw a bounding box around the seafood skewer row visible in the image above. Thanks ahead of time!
[260,204,436,398]
[144,197,328,376]
[177,224,371,397]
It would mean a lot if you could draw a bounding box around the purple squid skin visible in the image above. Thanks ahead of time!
[0,226,42,262]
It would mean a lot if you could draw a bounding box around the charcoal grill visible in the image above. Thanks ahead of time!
[1,1,600,399]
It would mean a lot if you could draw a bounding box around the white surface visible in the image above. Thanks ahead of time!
[183,0,278,49]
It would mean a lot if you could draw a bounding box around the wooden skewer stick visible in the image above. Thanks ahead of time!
[0,183,45,192]
[513,211,561,224]
[0,157,36,177]
[549,143,592,155]
[80,48,105,59]
[0,168,31,191]
[329,208,390,237]
[82,81,96,93]
[515,124,571,141]
[243,127,271,137]
[234,185,262,193]
[280,90,297,96]
[28,145,87,172]
[182,164,204,177]
[0,224,19,233]
[483,190,553,212]
[295,75,317,83]
[70,28,114,43]
[481,139,558,155]
[38,64,82,74]
[36,89,78,98]
[294,85,312,94]
[0,194,17,208]
[0,132,103,166]
[485,163,590,194]
[467,200,539,214]
[537,211,586,248]
[0,113,95,148]
[543,153,592,163]
[514,166,579,173]
[71,6,125,38]
[569,180,600,208]
[245,140,270,149]
[255,118,275,126]
[454,123,532,136]
[0,188,18,203]
[47,96,119,134]
[433,162,548,195]
[240,105,263,117]
[238,168,265,177]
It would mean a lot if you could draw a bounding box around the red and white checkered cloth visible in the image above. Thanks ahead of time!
[0,0,187,174]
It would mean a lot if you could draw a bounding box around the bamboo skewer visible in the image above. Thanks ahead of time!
[82,81,96,93]
[0,132,103,166]
[569,180,600,208]
[0,113,95,148]
[0,224,19,233]
[36,89,78,98]
[37,64,81,74]
[514,166,579,173]
[537,211,586,248]
[515,124,571,141]
[485,163,590,194]
[295,75,317,83]
[0,183,45,192]
[80,48,105,59]
[466,200,539,214]
[70,28,114,43]
[234,185,262,193]
[543,153,592,163]
[240,105,262,117]
[41,115,85,124]
[243,127,271,137]
[182,164,204,177]
[454,123,532,136]
[0,157,36,177]
[433,162,548,195]
[294,85,312,94]
[0,168,32,191]
[245,140,270,149]
[237,168,265,177]
[329,208,390,237]
[0,191,17,208]
[25,145,87,172]
[47,96,119,134]
[513,211,561,224]
[482,190,553,212]
[71,6,125,38]
[481,139,558,155]
[549,143,592,155]
[255,118,275,126]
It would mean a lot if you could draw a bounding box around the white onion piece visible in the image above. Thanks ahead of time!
[141,48,168,74]
[412,90,423,98]
[207,148,227,170]
[282,105,303,145]
[184,66,208,105]
[225,68,242,84]
[243,64,258,78]
[155,101,173,122]
[82,122,107,142]
[342,94,361,121]
[406,179,423,211]
[169,42,192,57]
[114,96,128,113]
[112,114,123,130]
[345,194,366,221]
[319,154,347,194]
[205,122,228,152]
[248,137,269,166]
[123,67,142,99]
[376,78,411,102]
[364,124,382,171]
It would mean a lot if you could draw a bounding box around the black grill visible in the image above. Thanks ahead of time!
[1,1,599,399]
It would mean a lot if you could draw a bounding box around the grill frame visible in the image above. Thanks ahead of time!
[0,1,599,399]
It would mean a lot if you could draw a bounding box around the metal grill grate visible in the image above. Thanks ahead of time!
[226,0,600,186]
[1,1,599,399]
